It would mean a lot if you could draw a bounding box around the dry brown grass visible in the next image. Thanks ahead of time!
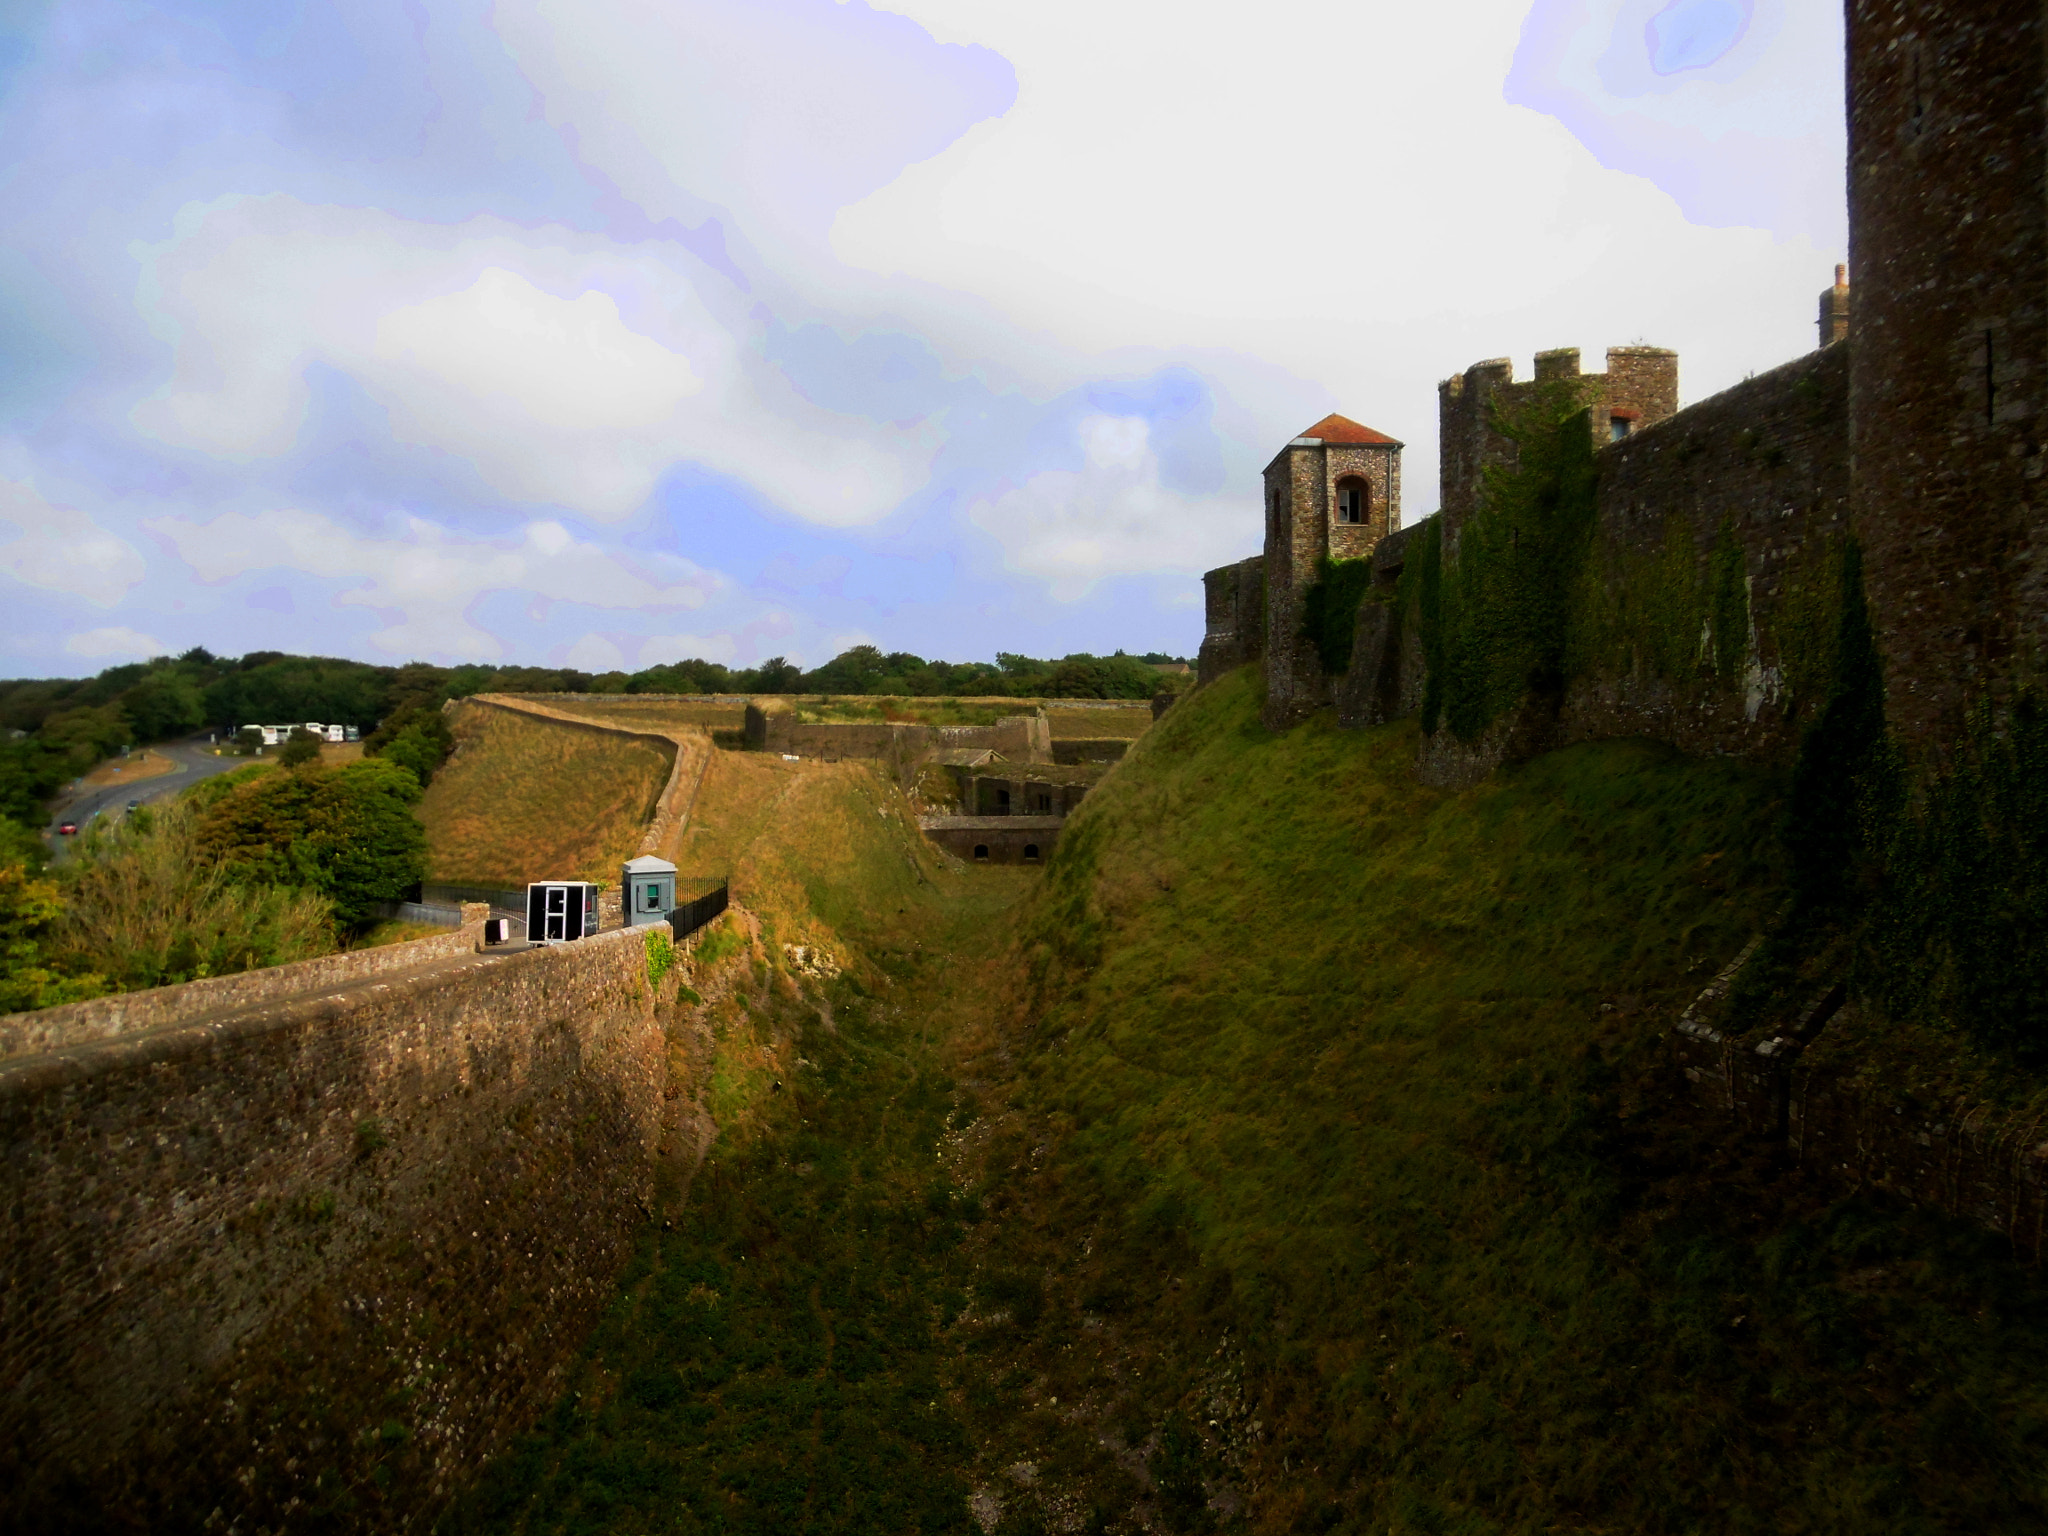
[419,702,673,886]
[82,748,178,787]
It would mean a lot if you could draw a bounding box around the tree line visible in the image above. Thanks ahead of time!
[0,643,1187,827]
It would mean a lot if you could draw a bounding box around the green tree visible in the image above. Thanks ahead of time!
[307,758,430,926]
[0,861,106,1012]
[277,727,323,767]
[195,759,428,929]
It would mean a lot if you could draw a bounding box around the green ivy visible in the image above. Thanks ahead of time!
[1865,690,2048,1061]
[1414,385,1600,740]
[645,926,677,987]
[1297,556,1376,675]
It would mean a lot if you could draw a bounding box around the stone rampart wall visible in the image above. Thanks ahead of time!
[0,923,677,1529]
[1342,342,1852,778]
[0,904,488,1062]
[1197,555,1265,687]
[1672,1006,2048,1260]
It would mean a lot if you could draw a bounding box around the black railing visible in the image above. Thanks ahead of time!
[669,879,730,939]
[422,881,527,910]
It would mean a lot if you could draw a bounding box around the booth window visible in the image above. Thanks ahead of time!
[642,883,661,911]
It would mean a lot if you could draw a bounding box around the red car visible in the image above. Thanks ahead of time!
[57,821,78,835]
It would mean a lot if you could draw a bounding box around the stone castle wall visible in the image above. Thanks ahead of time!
[743,706,1052,774]
[1437,345,1679,550]
[0,923,680,1529]
[1848,0,2047,745]
[1198,555,1265,687]
[0,903,487,1061]
[1336,342,1852,777]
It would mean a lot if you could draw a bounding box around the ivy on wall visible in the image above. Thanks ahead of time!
[1298,556,1377,675]
[1410,386,1600,740]
[1867,690,2048,1061]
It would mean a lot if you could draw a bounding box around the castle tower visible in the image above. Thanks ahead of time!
[1817,263,1850,348]
[1847,0,2045,743]
[1437,346,1678,554]
[1261,413,1403,727]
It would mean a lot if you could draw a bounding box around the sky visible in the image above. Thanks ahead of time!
[0,0,1846,677]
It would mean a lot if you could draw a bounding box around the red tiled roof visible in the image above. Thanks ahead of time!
[1299,413,1400,445]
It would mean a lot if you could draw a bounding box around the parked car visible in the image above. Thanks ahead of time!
[56,821,77,835]
[125,799,140,812]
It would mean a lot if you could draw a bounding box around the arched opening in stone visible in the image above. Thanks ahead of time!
[1024,844,1041,862]
[1336,476,1369,524]
[973,844,989,862]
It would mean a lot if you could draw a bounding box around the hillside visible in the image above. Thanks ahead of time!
[418,701,673,887]
[453,669,2048,1533]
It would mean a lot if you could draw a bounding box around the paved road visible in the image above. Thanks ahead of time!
[45,735,253,859]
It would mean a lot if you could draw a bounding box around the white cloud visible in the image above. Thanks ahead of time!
[65,626,164,660]
[561,632,626,671]
[130,196,937,523]
[0,476,147,607]
[148,507,723,659]
[968,416,1246,601]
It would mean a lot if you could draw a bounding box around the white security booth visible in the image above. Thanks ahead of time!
[622,855,678,927]
[526,881,600,944]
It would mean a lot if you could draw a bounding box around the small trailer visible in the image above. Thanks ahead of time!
[526,881,600,944]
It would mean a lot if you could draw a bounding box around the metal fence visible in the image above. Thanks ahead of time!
[421,881,526,910]
[668,879,730,939]
[370,899,463,927]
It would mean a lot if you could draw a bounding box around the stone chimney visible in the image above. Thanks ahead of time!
[1818,263,1850,348]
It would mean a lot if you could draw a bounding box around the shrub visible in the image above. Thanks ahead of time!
[277,727,322,767]
[195,758,428,930]
[0,862,107,1012]
[51,801,333,990]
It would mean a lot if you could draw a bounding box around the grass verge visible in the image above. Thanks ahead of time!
[420,703,672,886]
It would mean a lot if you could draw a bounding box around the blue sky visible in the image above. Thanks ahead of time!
[0,0,1844,676]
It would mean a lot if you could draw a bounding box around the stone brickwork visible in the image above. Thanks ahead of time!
[0,923,679,1528]
[0,904,488,1062]
[1437,345,1679,553]
[918,816,1063,865]
[1847,0,2047,746]
[1259,417,1405,727]
[1198,554,1266,686]
[743,705,1052,777]
[1670,951,2048,1260]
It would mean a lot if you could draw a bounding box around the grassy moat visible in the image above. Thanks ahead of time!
[447,671,2048,1534]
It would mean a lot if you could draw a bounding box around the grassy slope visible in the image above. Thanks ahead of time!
[949,668,2048,1533]
[449,754,1034,1535]
[419,703,672,886]
[449,673,2048,1534]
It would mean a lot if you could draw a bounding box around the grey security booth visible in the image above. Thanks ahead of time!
[527,881,600,944]
[622,855,677,927]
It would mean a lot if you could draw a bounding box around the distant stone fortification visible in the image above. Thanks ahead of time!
[1201,0,2045,769]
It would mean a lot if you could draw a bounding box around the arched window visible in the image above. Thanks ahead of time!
[1336,477,1369,524]
[1024,844,1041,862]
[973,844,989,862]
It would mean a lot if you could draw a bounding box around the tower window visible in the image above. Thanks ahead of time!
[1336,477,1369,524]
[1608,410,1640,442]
